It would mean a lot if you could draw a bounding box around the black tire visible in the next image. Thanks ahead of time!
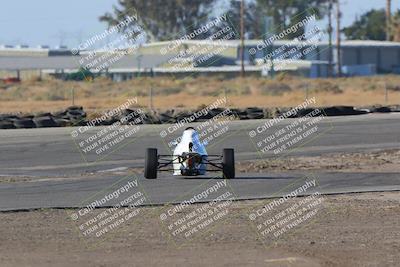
[13,118,36,129]
[0,121,16,129]
[67,105,83,111]
[0,115,19,121]
[35,112,52,117]
[246,112,264,120]
[20,115,34,119]
[33,116,59,128]
[67,109,86,117]
[159,113,174,123]
[296,108,316,118]
[53,110,67,117]
[209,108,224,117]
[222,148,235,179]
[372,106,392,113]
[145,148,158,179]
[54,118,70,127]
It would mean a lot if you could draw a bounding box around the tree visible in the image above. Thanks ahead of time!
[100,0,215,41]
[388,12,400,41]
[222,0,264,39]
[255,0,330,39]
[343,9,387,40]
[101,0,334,42]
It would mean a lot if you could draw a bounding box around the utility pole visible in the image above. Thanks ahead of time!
[336,1,342,77]
[328,0,333,77]
[137,53,143,78]
[386,0,392,41]
[240,0,245,77]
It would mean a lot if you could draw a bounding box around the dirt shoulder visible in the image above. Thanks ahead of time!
[238,149,400,173]
[1,76,400,113]
[0,191,399,267]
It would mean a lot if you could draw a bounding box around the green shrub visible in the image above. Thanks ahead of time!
[65,68,94,81]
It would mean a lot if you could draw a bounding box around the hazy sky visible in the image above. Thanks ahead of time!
[1,0,399,48]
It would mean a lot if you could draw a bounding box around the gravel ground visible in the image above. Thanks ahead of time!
[238,149,400,173]
[0,191,399,267]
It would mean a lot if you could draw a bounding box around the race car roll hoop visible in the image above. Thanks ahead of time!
[144,127,235,179]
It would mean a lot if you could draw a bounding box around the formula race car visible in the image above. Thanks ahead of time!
[144,127,235,179]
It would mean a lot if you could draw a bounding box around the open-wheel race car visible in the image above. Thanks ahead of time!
[144,127,235,179]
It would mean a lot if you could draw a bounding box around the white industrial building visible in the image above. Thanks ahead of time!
[1,40,400,80]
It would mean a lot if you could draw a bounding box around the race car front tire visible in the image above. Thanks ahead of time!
[145,148,158,179]
[222,148,235,179]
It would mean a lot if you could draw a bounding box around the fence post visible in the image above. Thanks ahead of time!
[223,88,228,107]
[71,88,75,106]
[149,87,153,111]
[384,82,388,105]
[305,84,309,101]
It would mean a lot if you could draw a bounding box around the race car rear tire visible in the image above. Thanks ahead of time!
[145,148,158,179]
[222,148,235,179]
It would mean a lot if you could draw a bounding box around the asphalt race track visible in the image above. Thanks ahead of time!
[0,113,399,211]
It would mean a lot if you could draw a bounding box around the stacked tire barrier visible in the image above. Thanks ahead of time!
[0,105,398,129]
[0,106,86,129]
[279,106,369,118]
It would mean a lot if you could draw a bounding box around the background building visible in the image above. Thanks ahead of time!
[1,40,400,81]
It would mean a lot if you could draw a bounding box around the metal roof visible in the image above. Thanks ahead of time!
[1,39,400,71]
[147,39,400,48]
[0,54,171,71]
[43,60,318,74]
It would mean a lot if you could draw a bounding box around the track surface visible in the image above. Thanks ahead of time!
[0,113,399,211]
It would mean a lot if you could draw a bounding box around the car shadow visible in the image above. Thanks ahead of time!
[177,176,298,180]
